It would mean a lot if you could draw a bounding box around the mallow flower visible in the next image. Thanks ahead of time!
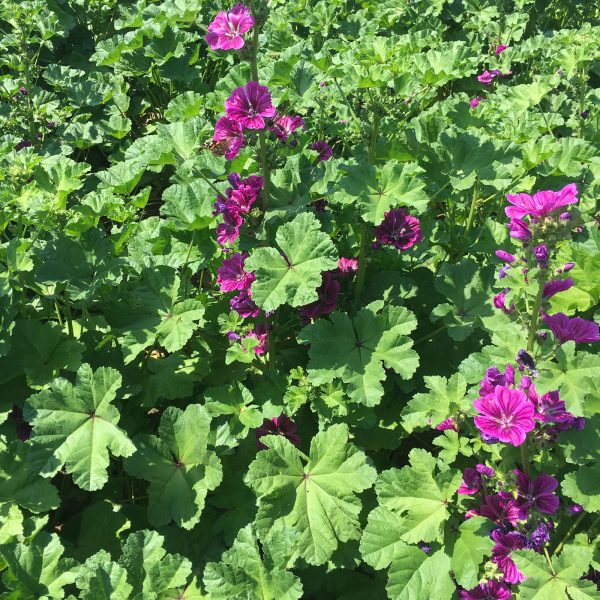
[491,529,526,583]
[474,386,535,446]
[515,471,560,514]
[469,96,484,109]
[459,580,511,600]
[217,253,255,292]
[310,140,333,162]
[212,116,245,160]
[508,218,532,241]
[256,414,300,449]
[225,81,276,129]
[543,313,600,344]
[543,278,574,299]
[205,4,254,51]
[505,183,578,219]
[373,208,422,251]
[299,272,340,320]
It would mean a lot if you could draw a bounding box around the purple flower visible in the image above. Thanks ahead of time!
[299,272,340,320]
[491,529,526,583]
[495,250,516,263]
[373,208,423,251]
[310,140,333,162]
[458,468,482,495]
[533,244,550,267]
[337,257,358,273]
[226,331,241,341]
[205,4,254,51]
[495,44,509,55]
[498,265,510,279]
[543,278,574,298]
[508,218,532,241]
[474,386,535,446]
[469,96,484,109]
[244,323,268,355]
[272,114,304,141]
[581,110,589,119]
[230,289,261,318]
[533,390,573,424]
[516,349,536,373]
[459,580,511,600]
[557,262,575,273]
[543,313,600,344]
[568,503,584,514]
[516,471,559,514]
[479,494,522,526]
[478,69,500,85]
[479,365,514,395]
[559,211,571,221]
[493,292,514,314]
[477,464,496,478]
[225,81,276,130]
[435,417,458,432]
[217,252,255,292]
[216,210,243,246]
[213,116,245,160]
[15,140,32,151]
[505,184,579,220]
[419,543,431,554]
[19,86,28,95]
[526,521,553,551]
[256,413,300,450]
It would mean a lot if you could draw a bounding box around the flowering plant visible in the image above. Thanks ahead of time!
[0,0,599,598]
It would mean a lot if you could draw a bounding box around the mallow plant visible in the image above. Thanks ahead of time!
[0,0,599,598]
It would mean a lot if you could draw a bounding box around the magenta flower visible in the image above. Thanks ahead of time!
[508,218,532,241]
[338,257,358,273]
[272,114,304,141]
[256,413,300,449]
[543,313,600,344]
[479,365,515,395]
[479,494,522,526]
[516,471,560,514]
[230,289,261,318]
[469,96,484,109]
[533,390,570,423]
[505,184,578,219]
[435,417,457,432]
[244,323,268,355]
[543,278,574,299]
[533,244,549,267]
[557,262,575,274]
[216,211,243,246]
[477,464,496,478]
[458,468,482,495]
[460,580,511,600]
[477,69,500,84]
[493,292,514,314]
[299,272,340,320]
[495,44,509,55]
[310,140,333,162]
[217,253,255,292]
[213,116,245,160]
[495,250,515,263]
[205,3,254,51]
[374,208,423,251]
[491,529,526,583]
[568,503,584,514]
[225,81,276,129]
[474,386,535,446]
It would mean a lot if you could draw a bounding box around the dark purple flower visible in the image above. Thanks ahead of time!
[310,140,333,162]
[226,331,241,341]
[493,292,514,314]
[225,81,276,130]
[15,140,32,151]
[313,198,328,213]
[299,272,340,320]
[458,468,482,495]
[543,278,574,298]
[373,208,423,251]
[491,529,526,583]
[19,86,27,96]
[476,465,495,478]
[205,3,254,51]
[213,116,245,160]
[479,494,522,526]
[256,413,300,450]
[479,365,515,396]
[543,313,600,344]
[581,110,589,119]
[508,218,532,242]
[230,289,261,318]
[557,262,575,274]
[217,252,255,292]
[533,244,549,267]
[516,349,536,373]
[459,580,511,600]
[419,543,431,554]
[47,121,56,129]
[526,521,553,551]
[516,471,559,514]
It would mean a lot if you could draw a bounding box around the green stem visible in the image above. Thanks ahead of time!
[181,232,196,298]
[464,184,479,240]
[63,299,74,337]
[543,547,556,575]
[54,300,64,328]
[367,110,380,165]
[352,225,368,313]
[553,512,586,556]
[520,442,531,475]
[527,270,548,353]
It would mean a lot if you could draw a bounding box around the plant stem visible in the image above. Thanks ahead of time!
[543,547,556,575]
[520,441,531,475]
[54,300,64,328]
[553,512,585,556]
[352,225,368,313]
[464,185,479,239]
[527,270,548,353]
[181,232,196,298]
[63,299,74,337]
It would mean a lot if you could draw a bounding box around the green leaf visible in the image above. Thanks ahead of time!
[387,547,454,600]
[561,415,600,464]
[246,212,338,312]
[160,180,216,231]
[0,440,59,514]
[24,363,136,491]
[450,517,494,588]
[562,465,600,512]
[118,530,192,600]
[298,303,418,406]
[76,550,132,600]
[0,532,79,599]
[373,449,461,543]
[244,424,377,565]
[0,503,23,545]
[401,373,467,433]
[360,506,410,570]
[124,404,222,529]
[203,525,303,600]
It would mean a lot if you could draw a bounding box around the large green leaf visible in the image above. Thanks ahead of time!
[245,212,338,312]
[298,302,418,406]
[244,424,377,565]
[124,404,222,529]
[76,550,132,600]
[449,517,494,588]
[24,363,136,491]
[562,465,600,512]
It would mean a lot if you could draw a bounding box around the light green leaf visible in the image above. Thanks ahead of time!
[76,550,132,600]
[450,517,494,588]
[562,465,600,512]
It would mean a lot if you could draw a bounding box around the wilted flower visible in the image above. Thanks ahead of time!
[543,313,600,344]
[225,81,276,129]
[256,413,300,449]
[373,208,423,251]
[505,184,578,219]
[493,292,514,314]
[526,521,553,551]
[474,386,535,446]
[205,4,254,51]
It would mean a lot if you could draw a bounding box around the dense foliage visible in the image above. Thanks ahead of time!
[1,0,600,598]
